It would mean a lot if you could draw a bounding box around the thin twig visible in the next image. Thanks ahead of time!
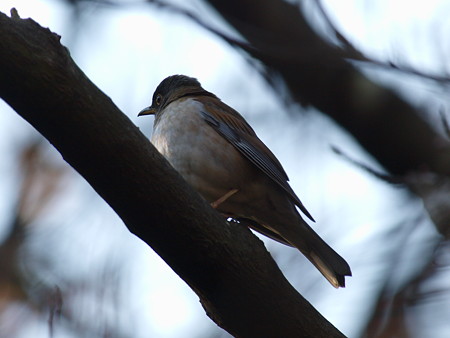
[331,145,403,185]
[316,0,450,84]
[439,107,450,138]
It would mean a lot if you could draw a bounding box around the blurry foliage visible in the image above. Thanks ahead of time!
[0,139,67,336]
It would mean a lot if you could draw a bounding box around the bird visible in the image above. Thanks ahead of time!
[138,75,351,288]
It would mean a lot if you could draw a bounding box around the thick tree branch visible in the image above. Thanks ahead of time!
[0,10,345,337]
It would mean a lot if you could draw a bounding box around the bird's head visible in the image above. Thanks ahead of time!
[138,75,203,117]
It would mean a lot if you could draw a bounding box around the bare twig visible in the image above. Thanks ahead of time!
[48,286,63,338]
[10,8,20,20]
[440,108,450,138]
[315,0,450,84]
[331,145,402,185]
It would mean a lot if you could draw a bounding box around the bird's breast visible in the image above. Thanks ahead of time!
[151,98,251,202]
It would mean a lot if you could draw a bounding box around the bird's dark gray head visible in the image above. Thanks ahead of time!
[153,75,201,101]
[138,75,207,118]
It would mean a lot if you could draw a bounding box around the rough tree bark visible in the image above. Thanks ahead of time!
[0,10,345,338]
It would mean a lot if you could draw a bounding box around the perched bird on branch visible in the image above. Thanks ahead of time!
[139,75,351,288]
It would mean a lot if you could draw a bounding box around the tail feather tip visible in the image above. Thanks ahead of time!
[310,252,351,288]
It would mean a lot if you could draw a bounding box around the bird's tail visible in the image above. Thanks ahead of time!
[300,229,351,288]
[241,207,351,287]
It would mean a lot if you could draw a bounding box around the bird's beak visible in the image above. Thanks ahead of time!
[138,106,156,116]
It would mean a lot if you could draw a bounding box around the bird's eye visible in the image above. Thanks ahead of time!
[155,94,162,106]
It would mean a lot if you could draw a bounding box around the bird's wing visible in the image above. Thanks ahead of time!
[199,98,315,222]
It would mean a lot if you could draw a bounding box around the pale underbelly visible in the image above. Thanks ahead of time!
[152,108,252,203]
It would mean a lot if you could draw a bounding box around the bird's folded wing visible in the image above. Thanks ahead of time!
[199,102,315,222]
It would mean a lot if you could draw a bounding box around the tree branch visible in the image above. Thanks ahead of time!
[315,0,450,84]
[206,0,450,178]
[0,10,345,337]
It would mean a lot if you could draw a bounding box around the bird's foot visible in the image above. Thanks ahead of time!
[210,188,239,209]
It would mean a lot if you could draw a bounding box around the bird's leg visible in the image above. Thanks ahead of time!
[210,188,239,209]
